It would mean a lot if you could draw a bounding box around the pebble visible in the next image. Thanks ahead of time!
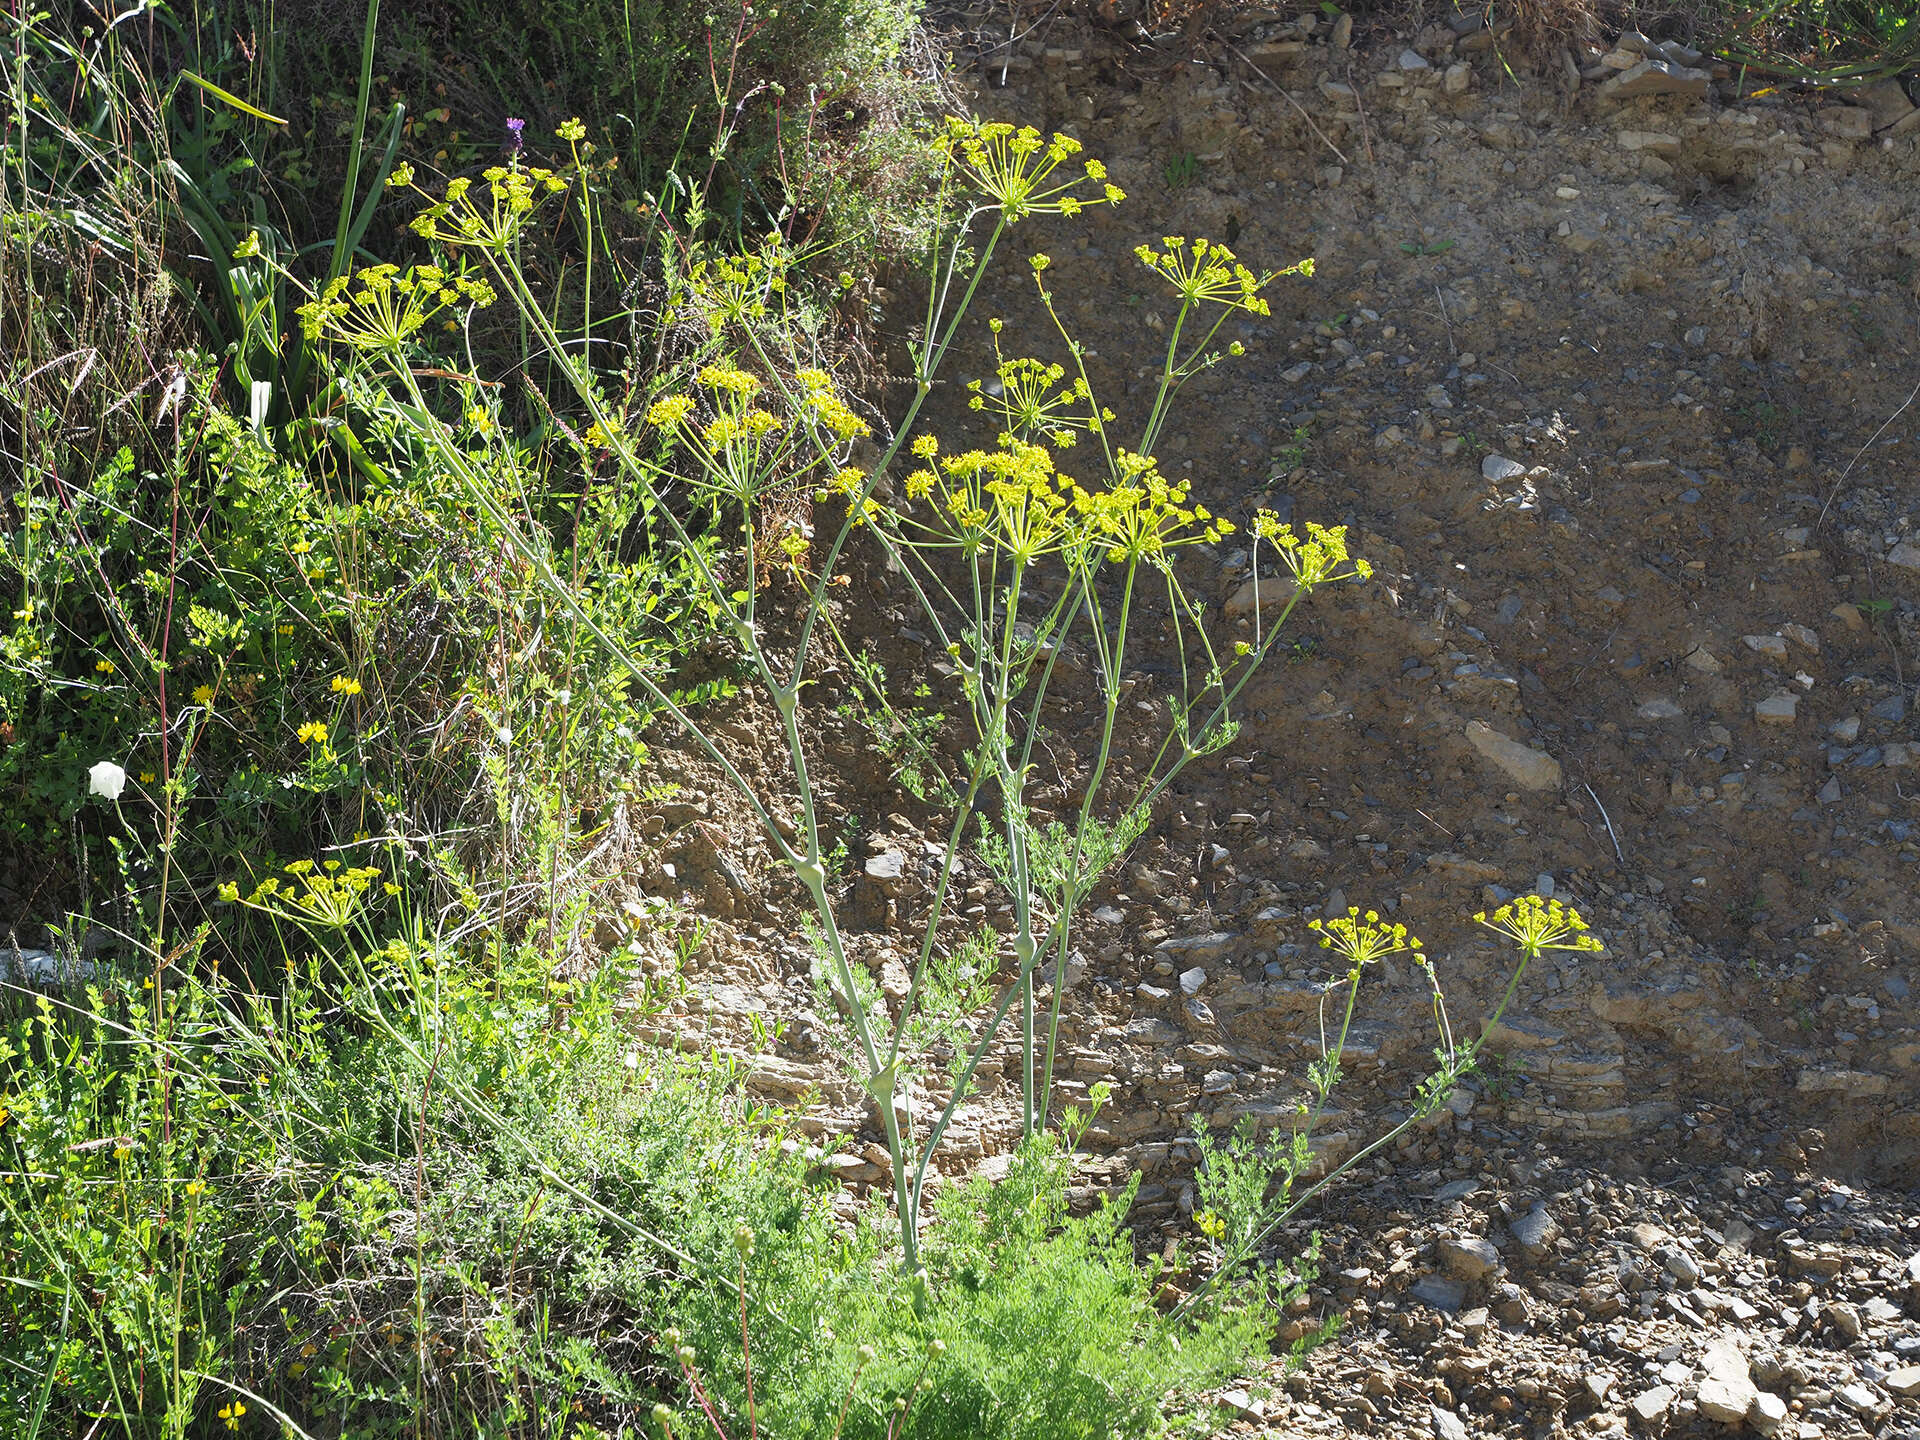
[1509,1204,1561,1256]
[1438,1232,1503,1281]
[1601,57,1711,99]
[1754,693,1798,725]
[1482,453,1527,482]
[1750,1390,1790,1434]
[1411,1274,1468,1312]
[1836,1381,1879,1414]
[1178,966,1207,995]
[1156,932,1238,963]
[1663,1247,1704,1284]
[1696,1336,1759,1423]
[1217,1388,1264,1421]
[1887,542,1920,571]
[1744,634,1789,659]
[1627,1222,1670,1251]
[1429,1404,1468,1440]
[1781,622,1819,653]
[1827,1301,1862,1342]
[1465,720,1563,790]
[1630,1385,1675,1420]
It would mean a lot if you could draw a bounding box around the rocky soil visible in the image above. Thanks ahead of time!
[615,6,1920,1436]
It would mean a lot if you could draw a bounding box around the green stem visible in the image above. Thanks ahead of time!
[328,0,381,285]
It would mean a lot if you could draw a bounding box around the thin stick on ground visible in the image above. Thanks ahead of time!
[1584,783,1626,866]
[1817,374,1920,528]
[1345,61,1375,168]
[1432,283,1457,355]
[1228,44,1350,167]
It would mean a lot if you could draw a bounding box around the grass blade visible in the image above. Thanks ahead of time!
[178,70,287,125]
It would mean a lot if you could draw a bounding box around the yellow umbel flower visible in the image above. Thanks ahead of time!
[1133,236,1304,318]
[931,117,1125,221]
[696,364,763,398]
[1307,907,1423,970]
[226,860,385,930]
[297,263,495,351]
[646,395,695,428]
[1075,452,1235,564]
[1474,895,1604,959]
[1252,517,1372,590]
[400,165,567,250]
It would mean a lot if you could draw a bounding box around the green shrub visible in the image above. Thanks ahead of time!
[388,0,942,251]
[0,890,1281,1439]
[657,1131,1276,1440]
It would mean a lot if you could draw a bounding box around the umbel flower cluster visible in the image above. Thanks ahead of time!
[219,858,389,931]
[933,118,1124,219]
[296,263,496,351]
[1475,894,1606,959]
[1309,907,1425,971]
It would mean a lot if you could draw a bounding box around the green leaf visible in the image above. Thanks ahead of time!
[178,72,288,126]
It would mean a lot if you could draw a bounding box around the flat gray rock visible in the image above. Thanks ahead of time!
[1411,1273,1467,1312]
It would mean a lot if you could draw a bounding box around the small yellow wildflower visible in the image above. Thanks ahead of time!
[296,721,329,745]
[193,684,215,704]
[1474,895,1605,960]
[331,676,362,696]
[1307,907,1422,970]
[94,658,115,674]
[696,364,762,398]
[646,395,695,428]
[218,1401,246,1430]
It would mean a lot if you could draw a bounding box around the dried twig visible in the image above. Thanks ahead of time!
[1344,61,1375,168]
[1228,43,1350,166]
[1583,783,1625,866]
[1432,283,1457,355]
[1817,373,1920,528]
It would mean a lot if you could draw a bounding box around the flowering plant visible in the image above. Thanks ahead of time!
[301,115,1364,1280]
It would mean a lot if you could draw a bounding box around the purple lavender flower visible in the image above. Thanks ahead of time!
[505,116,525,156]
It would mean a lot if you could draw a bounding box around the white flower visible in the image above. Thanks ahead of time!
[88,760,127,801]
